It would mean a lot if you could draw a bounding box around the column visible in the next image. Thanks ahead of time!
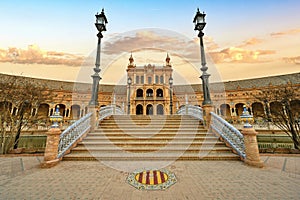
[242,127,264,168]
[40,128,61,168]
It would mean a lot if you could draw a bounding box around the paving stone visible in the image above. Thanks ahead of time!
[0,156,299,199]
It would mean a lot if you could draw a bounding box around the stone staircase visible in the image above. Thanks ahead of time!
[63,115,240,161]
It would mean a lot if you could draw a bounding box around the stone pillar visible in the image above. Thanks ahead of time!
[242,126,264,168]
[40,128,61,168]
[202,104,214,128]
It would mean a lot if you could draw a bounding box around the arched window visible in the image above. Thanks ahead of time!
[136,89,143,97]
[156,89,163,97]
[146,89,153,97]
[155,75,159,84]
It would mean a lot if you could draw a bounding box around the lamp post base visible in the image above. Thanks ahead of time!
[88,105,97,132]
[202,104,214,128]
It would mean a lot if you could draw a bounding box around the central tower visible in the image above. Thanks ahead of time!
[126,54,173,115]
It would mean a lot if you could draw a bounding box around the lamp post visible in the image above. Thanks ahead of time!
[169,77,173,115]
[89,9,108,106]
[127,77,132,115]
[193,8,212,106]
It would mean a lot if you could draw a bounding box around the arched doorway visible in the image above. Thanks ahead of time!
[136,104,143,115]
[157,104,164,115]
[146,104,153,115]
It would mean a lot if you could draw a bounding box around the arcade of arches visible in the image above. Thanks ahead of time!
[0,63,299,124]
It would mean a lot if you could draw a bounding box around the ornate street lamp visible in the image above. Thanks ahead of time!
[89,9,108,106]
[193,8,212,105]
[169,77,173,115]
[127,77,132,114]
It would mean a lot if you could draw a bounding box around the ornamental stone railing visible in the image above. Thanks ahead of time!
[176,105,203,121]
[98,105,125,122]
[57,112,92,159]
[210,112,246,159]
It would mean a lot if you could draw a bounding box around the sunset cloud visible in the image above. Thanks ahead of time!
[270,28,300,37]
[238,37,263,47]
[103,30,199,62]
[0,45,85,66]
[209,47,276,63]
[282,56,300,65]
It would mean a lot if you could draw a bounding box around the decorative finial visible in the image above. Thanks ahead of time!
[50,105,63,128]
[129,52,134,64]
[166,53,170,65]
[240,105,254,128]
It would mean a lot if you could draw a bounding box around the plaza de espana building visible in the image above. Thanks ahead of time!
[1,54,299,126]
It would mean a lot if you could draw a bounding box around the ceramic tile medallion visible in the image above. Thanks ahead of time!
[126,168,177,190]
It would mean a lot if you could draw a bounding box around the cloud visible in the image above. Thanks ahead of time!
[102,30,200,62]
[0,45,85,66]
[102,30,280,66]
[238,37,263,47]
[282,56,300,65]
[270,28,300,37]
[209,47,276,64]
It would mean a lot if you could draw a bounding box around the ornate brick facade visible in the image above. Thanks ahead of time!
[0,64,299,124]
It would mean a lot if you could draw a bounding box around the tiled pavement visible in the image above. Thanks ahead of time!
[0,155,299,199]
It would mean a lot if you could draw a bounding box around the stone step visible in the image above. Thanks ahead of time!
[63,115,239,162]
[77,141,225,146]
[87,132,211,137]
[70,146,232,153]
[94,129,207,133]
[82,136,218,141]
[99,124,202,128]
[86,132,213,137]
[110,115,193,119]
[63,152,240,161]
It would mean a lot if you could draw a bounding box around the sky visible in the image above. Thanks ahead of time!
[0,0,299,84]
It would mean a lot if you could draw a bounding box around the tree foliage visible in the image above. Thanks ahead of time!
[255,83,300,149]
[0,75,52,154]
